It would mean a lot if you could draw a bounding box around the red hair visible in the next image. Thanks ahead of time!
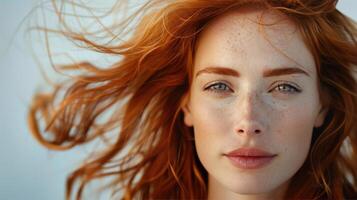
[28,0,357,199]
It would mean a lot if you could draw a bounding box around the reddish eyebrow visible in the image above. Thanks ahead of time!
[195,67,240,77]
[195,66,310,78]
[263,67,310,77]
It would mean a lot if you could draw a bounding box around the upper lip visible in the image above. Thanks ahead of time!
[225,147,276,157]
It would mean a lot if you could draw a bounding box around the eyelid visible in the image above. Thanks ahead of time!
[204,81,233,92]
[271,80,300,88]
[270,81,302,93]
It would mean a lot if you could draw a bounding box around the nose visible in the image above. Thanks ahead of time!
[234,91,265,135]
[236,121,262,134]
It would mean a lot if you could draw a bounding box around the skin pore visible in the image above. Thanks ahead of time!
[181,5,328,200]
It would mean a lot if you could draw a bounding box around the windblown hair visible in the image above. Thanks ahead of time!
[28,0,357,199]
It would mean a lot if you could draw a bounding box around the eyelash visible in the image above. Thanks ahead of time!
[204,81,301,94]
[204,82,233,94]
[271,83,301,94]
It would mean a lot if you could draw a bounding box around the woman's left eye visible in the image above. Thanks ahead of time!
[272,83,301,94]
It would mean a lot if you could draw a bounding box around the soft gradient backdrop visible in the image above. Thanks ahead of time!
[0,1,356,200]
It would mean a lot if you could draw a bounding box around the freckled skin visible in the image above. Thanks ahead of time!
[182,6,328,200]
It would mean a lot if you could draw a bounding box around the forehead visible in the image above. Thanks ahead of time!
[193,5,316,77]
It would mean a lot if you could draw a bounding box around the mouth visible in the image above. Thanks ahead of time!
[224,147,277,169]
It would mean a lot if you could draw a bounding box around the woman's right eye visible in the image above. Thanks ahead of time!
[204,82,233,94]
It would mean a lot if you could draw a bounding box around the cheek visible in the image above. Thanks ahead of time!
[191,100,229,139]
[190,96,233,165]
[270,91,320,149]
[190,91,234,136]
[274,105,316,165]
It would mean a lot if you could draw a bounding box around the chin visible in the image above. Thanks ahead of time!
[231,186,272,195]
[223,178,278,195]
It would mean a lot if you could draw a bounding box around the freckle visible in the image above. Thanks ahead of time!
[275,128,283,135]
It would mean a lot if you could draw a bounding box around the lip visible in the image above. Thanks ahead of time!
[224,147,277,169]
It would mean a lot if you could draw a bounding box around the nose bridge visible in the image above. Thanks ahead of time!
[239,89,261,118]
[235,89,265,135]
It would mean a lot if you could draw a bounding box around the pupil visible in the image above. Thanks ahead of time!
[218,84,225,90]
[280,85,291,91]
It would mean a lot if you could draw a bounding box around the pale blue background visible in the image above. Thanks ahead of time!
[0,1,356,200]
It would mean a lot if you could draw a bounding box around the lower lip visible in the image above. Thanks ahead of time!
[226,155,276,169]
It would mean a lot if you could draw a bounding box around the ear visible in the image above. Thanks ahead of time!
[180,93,193,127]
[314,105,328,128]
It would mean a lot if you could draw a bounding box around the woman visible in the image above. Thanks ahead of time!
[28,0,357,199]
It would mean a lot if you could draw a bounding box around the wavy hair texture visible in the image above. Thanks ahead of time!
[28,0,357,199]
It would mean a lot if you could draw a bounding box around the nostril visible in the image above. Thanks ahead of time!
[237,129,261,134]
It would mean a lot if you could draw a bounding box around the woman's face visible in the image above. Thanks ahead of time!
[182,7,327,199]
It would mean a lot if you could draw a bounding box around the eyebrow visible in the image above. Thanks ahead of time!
[195,66,310,78]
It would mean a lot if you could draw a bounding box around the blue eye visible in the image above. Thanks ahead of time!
[273,83,301,94]
[204,82,232,93]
